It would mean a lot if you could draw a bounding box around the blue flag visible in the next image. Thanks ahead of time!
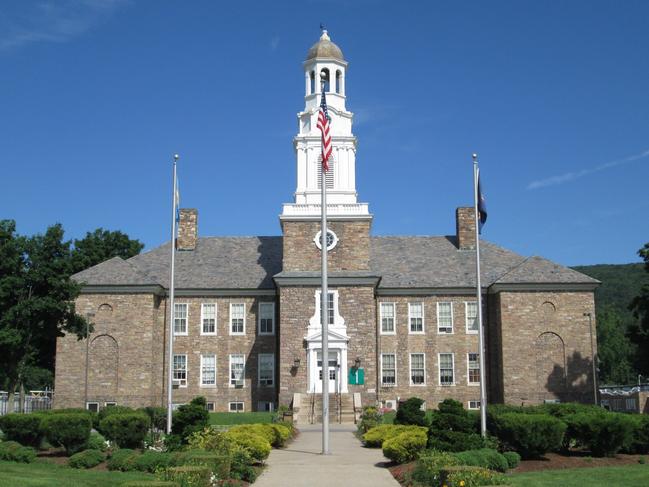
[477,173,487,233]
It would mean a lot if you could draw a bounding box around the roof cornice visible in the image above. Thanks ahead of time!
[376,287,487,296]
[274,275,380,287]
[79,284,165,295]
[488,282,599,293]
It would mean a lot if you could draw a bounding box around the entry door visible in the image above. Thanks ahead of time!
[316,350,338,393]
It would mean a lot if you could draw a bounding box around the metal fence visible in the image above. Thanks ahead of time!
[0,390,53,416]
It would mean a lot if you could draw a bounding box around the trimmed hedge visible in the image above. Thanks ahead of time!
[624,414,649,454]
[490,412,565,459]
[503,451,521,469]
[68,449,105,469]
[134,451,174,473]
[108,448,141,471]
[453,448,509,472]
[181,450,231,480]
[357,406,382,434]
[427,430,494,453]
[0,440,37,463]
[363,424,427,448]
[161,465,211,487]
[563,411,635,457]
[382,428,428,463]
[411,449,461,485]
[87,431,108,451]
[228,424,275,445]
[121,482,180,487]
[223,430,271,462]
[395,397,428,427]
[100,412,151,448]
[0,413,43,447]
[40,412,92,455]
[439,465,505,487]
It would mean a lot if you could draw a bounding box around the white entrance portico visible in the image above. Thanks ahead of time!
[306,329,349,393]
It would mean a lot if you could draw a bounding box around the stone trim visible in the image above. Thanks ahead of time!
[489,282,599,293]
[79,285,276,297]
[377,287,486,296]
[80,285,164,295]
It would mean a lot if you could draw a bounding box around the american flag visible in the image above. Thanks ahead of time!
[317,90,332,172]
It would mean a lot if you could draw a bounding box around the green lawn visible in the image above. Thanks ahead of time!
[209,411,274,425]
[506,465,649,487]
[0,460,156,486]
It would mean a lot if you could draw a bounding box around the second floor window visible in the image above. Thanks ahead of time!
[230,303,245,335]
[259,303,275,335]
[201,303,216,335]
[174,303,187,335]
[380,303,395,334]
[409,303,423,333]
[437,302,453,334]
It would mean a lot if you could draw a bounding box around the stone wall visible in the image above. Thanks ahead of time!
[456,207,476,250]
[177,209,198,251]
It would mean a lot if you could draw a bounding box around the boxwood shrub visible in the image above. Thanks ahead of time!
[453,448,509,472]
[100,412,150,448]
[223,430,271,463]
[181,450,231,480]
[490,412,565,459]
[160,465,211,487]
[363,424,427,448]
[382,428,428,463]
[228,424,275,445]
[68,449,105,469]
[563,411,635,457]
[503,451,521,469]
[87,432,108,451]
[0,413,43,447]
[394,397,428,427]
[40,412,92,455]
[427,430,494,453]
[624,414,649,454]
[411,449,461,485]
[95,405,134,431]
[108,448,141,471]
[0,440,37,463]
[133,451,174,473]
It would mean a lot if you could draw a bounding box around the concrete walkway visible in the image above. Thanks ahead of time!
[255,424,400,487]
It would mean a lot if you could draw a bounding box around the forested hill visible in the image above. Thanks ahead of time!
[572,263,648,320]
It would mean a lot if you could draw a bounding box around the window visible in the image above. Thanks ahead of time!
[258,302,275,335]
[626,398,637,410]
[258,353,275,387]
[200,354,216,387]
[174,303,188,335]
[439,353,454,386]
[437,302,453,334]
[468,353,480,385]
[319,291,335,326]
[409,303,424,333]
[468,400,481,410]
[229,402,244,412]
[381,353,396,386]
[380,302,395,334]
[173,354,187,387]
[229,354,245,387]
[410,353,425,385]
[314,230,339,251]
[206,402,215,412]
[230,303,245,335]
[465,302,478,334]
[258,401,274,412]
[201,303,217,335]
[86,402,99,413]
[105,401,116,407]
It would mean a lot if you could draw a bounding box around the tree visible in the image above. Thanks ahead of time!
[629,242,649,375]
[0,220,88,405]
[596,305,635,384]
[71,228,144,274]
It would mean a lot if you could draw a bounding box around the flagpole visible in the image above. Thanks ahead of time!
[166,154,179,434]
[320,75,330,455]
[473,153,487,438]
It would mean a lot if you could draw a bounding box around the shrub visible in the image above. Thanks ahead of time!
[68,449,105,469]
[395,397,427,427]
[503,451,521,469]
[134,451,174,473]
[121,483,180,487]
[181,450,231,480]
[229,446,257,482]
[88,431,108,451]
[161,465,211,487]
[624,414,649,454]
[382,428,428,463]
[141,407,168,432]
[0,413,43,447]
[440,465,505,487]
[430,400,477,434]
[427,430,494,452]
[108,448,141,471]
[96,406,134,431]
[563,411,635,457]
[171,397,209,443]
[40,412,92,455]
[228,424,275,445]
[187,427,230,452]
[357,406,382,434]
[0,440,37,463]
[266,423,291,447]
[363,424,427,448]
[223,430,271,463]
[100,412,151,448]
[490,412,565,459]
[453,448,509,472]
[411,449,461,485]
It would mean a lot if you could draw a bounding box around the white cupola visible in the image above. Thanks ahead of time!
[280,30,371,221]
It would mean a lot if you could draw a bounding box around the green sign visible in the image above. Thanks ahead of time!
[349,367,365,385]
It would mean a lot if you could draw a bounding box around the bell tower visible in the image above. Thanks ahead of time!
[280,30,371,219]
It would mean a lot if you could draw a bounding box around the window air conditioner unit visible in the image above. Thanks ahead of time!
[439,327,452,334]
[384,399,397,410]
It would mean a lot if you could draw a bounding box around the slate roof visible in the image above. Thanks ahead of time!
[72,235,598,290]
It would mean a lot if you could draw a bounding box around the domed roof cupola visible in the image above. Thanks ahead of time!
[305,30,345,61]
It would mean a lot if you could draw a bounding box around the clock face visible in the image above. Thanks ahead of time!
[314,230,338,251]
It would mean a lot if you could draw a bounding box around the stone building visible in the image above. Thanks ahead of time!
[54,31,599,418]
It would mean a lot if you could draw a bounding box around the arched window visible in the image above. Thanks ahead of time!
[336,70,342,94]
[321,68,330,92]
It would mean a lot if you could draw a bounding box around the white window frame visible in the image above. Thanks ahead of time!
[438,352,455,386]
[409,353,426,386]
[258,302,275,335]
[200,353,217,388]
[258,353,275,387]
[468,400,481,410]
[229,354,245,387]
[467,352,480,386]
[258,401,274,412]
[230,303,246,335]
[86,402,99,412]
[173,354,188,387]
[408,302,424,334]
[380,353,397,387]
[229,401,244,412]
[206,402,215,412]
[174,303,188,336]
[437,302,454,334]
[201,303,217,336]
[380,302,396,335]
[465,301,478,334]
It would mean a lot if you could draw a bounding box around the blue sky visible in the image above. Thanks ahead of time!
[1,0,648,266]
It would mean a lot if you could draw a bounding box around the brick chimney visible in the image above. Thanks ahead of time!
[456,207,476,250]
[177,208,198,251]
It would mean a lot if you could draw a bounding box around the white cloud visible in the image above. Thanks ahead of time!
[526,148,649,190]
[0,0,127,51]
